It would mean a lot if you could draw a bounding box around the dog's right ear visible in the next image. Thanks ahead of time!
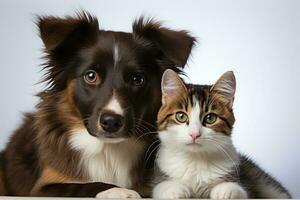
[37,11,99,51]
[133,17,196,68]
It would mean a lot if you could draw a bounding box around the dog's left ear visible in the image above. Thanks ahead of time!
[36,11,99,91]
[133,17,196,68]
[37,11,99,52]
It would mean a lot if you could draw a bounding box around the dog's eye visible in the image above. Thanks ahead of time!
[83,70,100,85]
[175,111,188,123]
[130,74,145,86]
[204,113,217,125]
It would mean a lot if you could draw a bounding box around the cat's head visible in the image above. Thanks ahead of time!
[157,69,236,153]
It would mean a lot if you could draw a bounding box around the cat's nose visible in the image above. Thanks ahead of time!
[190,132,201,141]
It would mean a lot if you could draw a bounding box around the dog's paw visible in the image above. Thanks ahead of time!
[153,181,191,199]
[210,182,248,199]
[96,187,141,198]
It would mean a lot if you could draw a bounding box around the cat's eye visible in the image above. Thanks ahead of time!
[83,70,100,85]
[204,113,217,124]
[130,73,145,86]
[175,112,189,123]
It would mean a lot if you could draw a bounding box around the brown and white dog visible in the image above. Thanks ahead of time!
[0,12,195,197]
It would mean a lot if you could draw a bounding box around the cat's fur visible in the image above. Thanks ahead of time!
[152,69,291,199]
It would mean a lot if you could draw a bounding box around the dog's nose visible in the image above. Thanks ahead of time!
[100,113,124,133]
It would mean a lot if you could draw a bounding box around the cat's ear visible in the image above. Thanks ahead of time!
[161,69,187,104]
[133,17,195,68]
[211,71,236,107]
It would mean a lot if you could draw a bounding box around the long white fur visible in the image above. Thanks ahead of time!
[69,128,144,188]
[154,98,245,198]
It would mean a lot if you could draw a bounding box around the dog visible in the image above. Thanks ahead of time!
[0,11,195,197]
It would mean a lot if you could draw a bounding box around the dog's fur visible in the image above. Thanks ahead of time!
[0,12,195,197]
[0,152,6,195]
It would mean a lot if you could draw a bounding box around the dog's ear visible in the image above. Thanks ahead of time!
[37,11,99,92]
[133,17,195,68]
[37,11,99,51]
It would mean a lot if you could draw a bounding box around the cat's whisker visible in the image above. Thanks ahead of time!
[135,121,151,131]
[145,144,161,166]
[205,138,240,177]
[200,140,238,181]
[134,131,157,143]
[144,139,160,161]
[201,148,234,177]
[134,117,157,130]
[130,117,158,143]
[206,137,231,145]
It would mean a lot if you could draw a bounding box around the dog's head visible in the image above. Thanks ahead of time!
[38,12,195,143]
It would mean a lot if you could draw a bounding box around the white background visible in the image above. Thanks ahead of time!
[0,0,299,197]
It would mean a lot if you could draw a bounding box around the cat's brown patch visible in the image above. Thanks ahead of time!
[158,70,191,130]
[157,91,192,130]
[201,88,235,135]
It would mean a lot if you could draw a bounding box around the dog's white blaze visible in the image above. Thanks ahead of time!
[69,128,144,188]
[113,44,120,68]
[104,93,123,115]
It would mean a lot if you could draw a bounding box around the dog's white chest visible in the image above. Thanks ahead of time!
[69,129,143,188]
[83,146,134,188]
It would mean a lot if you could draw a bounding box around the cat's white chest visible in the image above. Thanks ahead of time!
[157,146,236,194]
[69,129,143,188]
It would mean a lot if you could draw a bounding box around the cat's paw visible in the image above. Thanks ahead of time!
[153,181,191,199]
[96,187,141,198]
[210,182,248,199]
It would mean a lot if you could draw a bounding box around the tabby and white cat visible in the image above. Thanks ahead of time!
[152,69,291,199]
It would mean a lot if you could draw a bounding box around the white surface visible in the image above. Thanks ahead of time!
[0,0,299,198]
[0,198,95,200]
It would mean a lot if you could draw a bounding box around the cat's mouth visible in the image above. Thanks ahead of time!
[185,142,203,152]
[186,141,202,147]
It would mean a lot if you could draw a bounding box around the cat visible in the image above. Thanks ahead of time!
[152,69,291,199]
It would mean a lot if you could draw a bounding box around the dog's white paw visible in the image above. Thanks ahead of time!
[153,181,191,199]
[210,182,248,199]
[96,187,141,199]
